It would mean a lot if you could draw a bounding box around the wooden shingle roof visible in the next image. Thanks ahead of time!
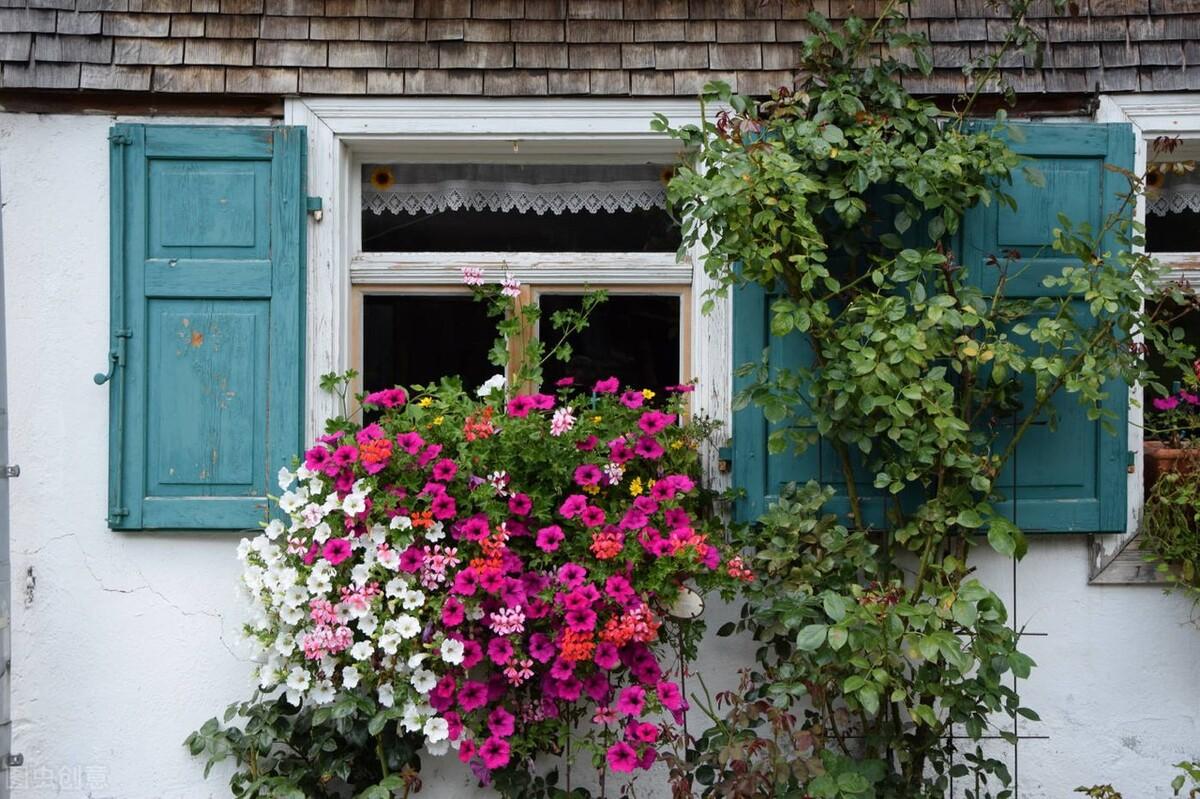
[0,0,1195,97]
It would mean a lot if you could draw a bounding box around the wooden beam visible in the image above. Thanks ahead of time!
[0,90,284,118]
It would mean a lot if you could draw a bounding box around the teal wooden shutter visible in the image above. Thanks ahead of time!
[731,122,1133,532]
[961,121,1132,533]
[104,125,305,530]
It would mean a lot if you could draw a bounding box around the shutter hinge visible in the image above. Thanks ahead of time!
[0,465,18,479]
[1127,449,1137,474]
[306,196,323,221]
[108,130,132,146]
[108,508,129,521]
[93,329,132,386]
[4,753,23,768]
[717,445,732,474]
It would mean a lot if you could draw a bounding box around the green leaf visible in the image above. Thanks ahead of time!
[795,624,828,652]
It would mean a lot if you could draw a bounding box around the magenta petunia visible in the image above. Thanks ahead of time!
[576,435,598,452]
[1154,395,1180,411]
[451,569,479,596]
[557,562,587,588]
[459,514,490,541]
[632,722,659,743]
[574,464,603,486]
[508,492,532,516]
[355,423,384,443]
[322,538,352,565]
[606,741,638,773]
[398,545,424,572]
[506,394,536,418]
[364,387,407,408]
[594,641,621,670]
[620,389,645,409]
[417,443,443,467]
[528,633,556,663]
[487,637,514,666]
[559,494,588,519]
[555,376,575,387]
[535,524,565,552]
[656,681,685,711]
[430,492,457,520]
[478,735,511,769]
[594,376,620,394]
[396,431,425,455]
[532,393,555,410]
[565,607,597,632]
[580,505,607,527]
[637,410,677,435]
[616,685,646,717]
[487,706,516,738]
[458,680,489,712]
[461,639,483,669]
[431,458,458,481]
[441,597,465,626]
[303,445,330,471]
[634,435,665,460]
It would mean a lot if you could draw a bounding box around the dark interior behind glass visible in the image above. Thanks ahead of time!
[362,295,496,393]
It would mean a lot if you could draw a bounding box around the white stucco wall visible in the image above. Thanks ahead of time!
[0,110,1196,799]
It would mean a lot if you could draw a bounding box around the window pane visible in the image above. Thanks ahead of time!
[539,294,681,392]
[361,163,680,253]
[362,295,496,392]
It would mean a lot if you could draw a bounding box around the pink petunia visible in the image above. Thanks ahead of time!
[431,458,458,481]
[323,538,352,565]
[508,493,532,516]
[479,736,511,769]
[576,435,598,452]
[431,493,457,520]
[580,506,607,527]
[559,494,588,519]
[594,641,620,670]
[574,464,603,486]
[507,395,536,418]
[528,633,556,663]
[637,410,677,435]
[487,707,516,738]
[442,597,465,626]
[556,376,575,387]
[594,376,620,394]
[396,431,425,455]
[487,637,514,666]
[634,435,665,460]
[616,685,646,717]
[557,562,587,588]
[606,741,638,773]
[536,524,565,553]
[364,387,407,408]
[620,390,645,409]
[458,680,489,712]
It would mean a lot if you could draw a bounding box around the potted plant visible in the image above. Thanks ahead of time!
[1144,377,1200,493]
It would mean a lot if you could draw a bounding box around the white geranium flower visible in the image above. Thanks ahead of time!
[286,667,311,693]
[440,638,464,666]
[402,589,425,610]
[342,666,360,689]
[395,615,420,639]
[277,467,296,491]
[476,373,506,397]
[424,717,449,744]
[310,679,335,705]
[411,669,437,694]
[342,493,366,516]
[377,683,395,708]
[264,519,285,540]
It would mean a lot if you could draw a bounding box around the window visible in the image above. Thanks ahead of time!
[1145,138,1200,268]
[351,158,690,398]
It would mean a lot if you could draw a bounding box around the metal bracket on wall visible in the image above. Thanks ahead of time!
[0,466,16,479]
[3,753,22,768]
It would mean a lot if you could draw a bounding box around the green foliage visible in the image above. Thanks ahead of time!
[1142,471,1200,602]
[655,3,1194,798]
[184,691,422,798]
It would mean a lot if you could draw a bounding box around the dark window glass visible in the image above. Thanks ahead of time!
[361,163,680,253]
[362,295,495,392]
[539,294,680,392]
[1147,211,1200,253]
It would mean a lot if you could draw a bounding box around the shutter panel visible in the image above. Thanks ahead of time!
[730,283,886,525]
[105,125,305,530]
[961,121,1133,533]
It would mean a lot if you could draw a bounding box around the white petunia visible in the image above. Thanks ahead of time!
[283,585,308,608]
[402,589,425,610]
[264,519,285,540]
[350,563,371,588]
[313,521,332,544]
[425,738,450,756]
[357,614,378,636]
[277,467,296,491]
[385,577,407,598]
[342,493,366,516]
[279,490,307,514]
[308,477,324,496]
[377,683,395,708]
[390,515,413,531]
[278,604,303,625]
[273,634,296,657]
[477,373,506,397]
[440,638,464,665]
[296,464,314,481]
[407,652,428,670]
[395,615,420,639]
[378,632,400,656]
[425,521,445,543]
[378,547,400,571]
[309,679,336,705]
[400,702,425,732]
[341,666,360,689]
[286,667,311,693]
[350,641,374,661]
[411,668,437,694]
[424,717,449,744]
[236,539,253,561]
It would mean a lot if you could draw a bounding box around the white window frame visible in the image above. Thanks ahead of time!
[1091,94,1200,581]
[284,97,730,485]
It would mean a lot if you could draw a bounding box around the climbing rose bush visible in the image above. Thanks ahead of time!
[234,374,747,795]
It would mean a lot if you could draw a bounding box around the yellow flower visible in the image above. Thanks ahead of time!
[670,440,684,450]
[419,397,433,408]
[592,415,602,424]
[629,477,643,497]
[642,388,655,400]
[432,416,444,426]
[583,483,600,496]
[369,166,395,190]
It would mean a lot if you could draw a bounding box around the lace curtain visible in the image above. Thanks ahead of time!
[1148,170,1200,217]
[362,163,669,216]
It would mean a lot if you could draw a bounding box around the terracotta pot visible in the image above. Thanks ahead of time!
[1144,440,1200,493]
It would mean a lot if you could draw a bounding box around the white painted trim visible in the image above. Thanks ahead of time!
[286,96,731,452]
[350,252,691,285]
